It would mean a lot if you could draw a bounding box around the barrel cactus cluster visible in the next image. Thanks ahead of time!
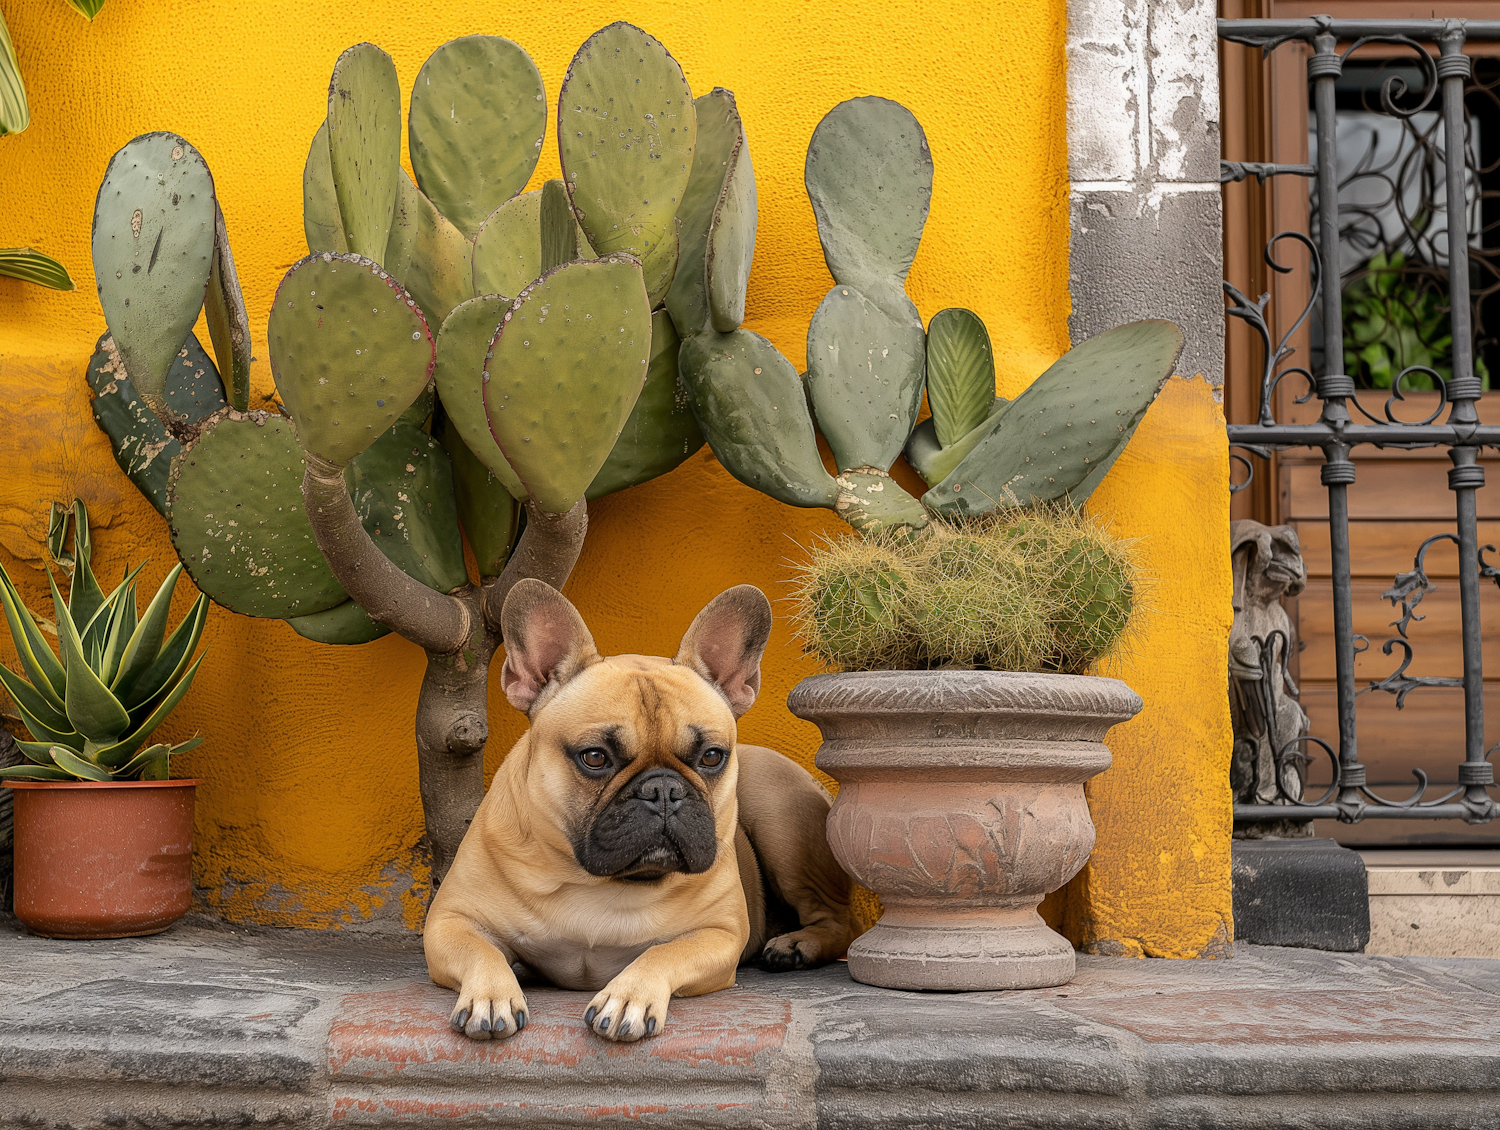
[788,509,1139,674]
[79,19,1180,876]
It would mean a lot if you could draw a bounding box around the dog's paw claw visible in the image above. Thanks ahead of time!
[451,986,529,1042]
[584,977,670,1043]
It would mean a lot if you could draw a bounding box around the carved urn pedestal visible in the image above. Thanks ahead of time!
[788,670,1142,991]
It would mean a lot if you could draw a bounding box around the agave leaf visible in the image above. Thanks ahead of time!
[47,569,130,742]
[0,248,74,290]
[64,504,106,639]
[80,560,147,652]
[0,763,73,781]
[98,583,137,687]
[63,0,108,19]
[0,664,70,733]
[125,594,207,711]
[98,652,206,765]
[14,740,58,765]
[46,502,70,567]
[115,742,170,778]
[0,9,28,136]
[50,745,112,782]
[11,702,83,749]
[0,561,66,706]
[112,564,182,695]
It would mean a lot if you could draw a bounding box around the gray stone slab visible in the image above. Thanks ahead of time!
[2,915,1499,1128]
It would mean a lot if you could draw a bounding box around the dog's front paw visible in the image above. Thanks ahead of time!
[450,974,529,1041]
[583,973,671,1043]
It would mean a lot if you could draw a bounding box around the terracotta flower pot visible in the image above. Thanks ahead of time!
[787,670,1141,991]
[5,779,199,938]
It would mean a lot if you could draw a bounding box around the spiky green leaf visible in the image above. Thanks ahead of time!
[0,248,73,290]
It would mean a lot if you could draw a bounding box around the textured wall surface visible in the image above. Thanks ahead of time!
[1066,0,1225,386]
[0,0,1231,949]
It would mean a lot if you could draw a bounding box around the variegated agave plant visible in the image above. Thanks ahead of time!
[0,501,207,782]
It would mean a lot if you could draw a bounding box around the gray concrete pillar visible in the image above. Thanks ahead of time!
[1067,0,1224,384]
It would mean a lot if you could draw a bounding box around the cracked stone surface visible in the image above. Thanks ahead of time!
[2,914,1498,1128]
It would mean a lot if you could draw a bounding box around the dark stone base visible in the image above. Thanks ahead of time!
[1232,837,1371,951]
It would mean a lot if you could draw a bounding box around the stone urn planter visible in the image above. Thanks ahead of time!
[787,670,1141,991]
[5,779,199,938]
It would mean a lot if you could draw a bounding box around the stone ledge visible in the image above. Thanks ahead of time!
[2,916,1499,1128]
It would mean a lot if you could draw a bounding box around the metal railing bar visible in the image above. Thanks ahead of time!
[1221,18,1500,47]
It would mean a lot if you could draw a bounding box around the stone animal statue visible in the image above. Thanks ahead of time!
[424,581,857,1043]
[1229,520,1310,824]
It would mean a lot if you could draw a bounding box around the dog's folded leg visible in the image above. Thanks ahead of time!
[584,927,742,1043]
[424,911,530,1041]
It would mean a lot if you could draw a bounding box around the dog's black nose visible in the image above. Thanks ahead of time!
[632,769,687,817]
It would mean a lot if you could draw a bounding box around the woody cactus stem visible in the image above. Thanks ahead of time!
[302,454,587,878]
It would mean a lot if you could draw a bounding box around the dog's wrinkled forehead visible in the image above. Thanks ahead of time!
[537,655,737,744]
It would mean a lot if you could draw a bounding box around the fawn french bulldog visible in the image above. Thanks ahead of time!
[423,579,856,1042]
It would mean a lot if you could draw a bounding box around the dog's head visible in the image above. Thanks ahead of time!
[498,580,772,883]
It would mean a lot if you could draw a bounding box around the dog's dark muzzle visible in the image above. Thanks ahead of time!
[575,768,718,880]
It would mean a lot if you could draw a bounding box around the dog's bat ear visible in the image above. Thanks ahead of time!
[500,579,600,715]
[675,585,773,718]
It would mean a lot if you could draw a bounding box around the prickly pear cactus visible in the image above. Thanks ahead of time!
[407,35,546,239]
[167,411,348,619]
[326,43,402,264]
[678,328,839,510]
[91,132,217,425]
[433,294,525,499]
[483,256,652,513]
[923,320,1184,516]
[665,89,744,336]
[384,171,473,326]
[87,332,227,516]
[267,253,436,467]
[588,310,703,498]
[303,121,347,255]
[558,23,695,304]
[471,190,540,300]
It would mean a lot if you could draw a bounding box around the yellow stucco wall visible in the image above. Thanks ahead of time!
[0,0,1232,949]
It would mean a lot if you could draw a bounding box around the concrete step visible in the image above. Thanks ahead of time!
[1361,849,1500,959]
[2,916,1499,1128]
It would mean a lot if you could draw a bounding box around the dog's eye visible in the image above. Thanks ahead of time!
[699,747,727,770]
[577,748,610,772]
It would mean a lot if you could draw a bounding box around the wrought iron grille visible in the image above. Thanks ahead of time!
[1221,16,1500,825]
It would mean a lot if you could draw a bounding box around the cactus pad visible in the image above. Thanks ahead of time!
[344,422,468,594]
[482,256,652,513]
[268,252,436,466]
[91,132,216,423]
[925,308,996,448]
[805,283,925,472]
[558,23,695,270]
[432,294,525,498]
[678,328,840,509]
[286,597,390,645]
[904,398,1006,489]
[805,97,932,301]
[540,178,580,272]
[303,121,347,254]
[588,310,702,498]
[471,190,540,300]
[327,43,401,264]
[664,89,743,336]
[439,416,521,578]
[204,201,252,411]
[87,332,227,515]
[706,125,755,332]
[167,411,347,619]
[408,36,546,239]
[924,320,1184,514]
[385,171,473,326]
